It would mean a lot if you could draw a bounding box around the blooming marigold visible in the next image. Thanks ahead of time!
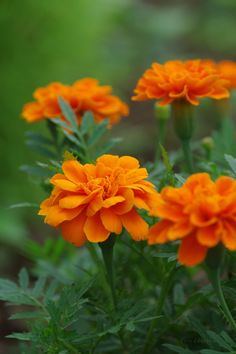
[217,60,236,90]
[22,78,129,126]
[148,173,236,266]
[132,59,229,106]
[39,154,159,245]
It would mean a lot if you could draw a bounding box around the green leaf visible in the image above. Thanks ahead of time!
[8,202,39,209]
[19,268,29,290]
[25,131,52,145]
[206,330,233,351]
[6,332,32,341]
[173,284,185,305]
[225,154,236,175]
[10,311,43,320]
[175,173,186,185]
[63,130,85,149]
[163,344,193,354]
[58,96,78,131]
[201,351,230,354]
[95,137,123,157]
[81,111,95,134]
[87,119,109,146]
[125,321,135,332]
[19,164,52,177]
[50,118,71,130]
[25,140,56,158]
[32,277,47,297]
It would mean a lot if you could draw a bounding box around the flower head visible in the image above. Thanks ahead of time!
[22,78,129,126]
[148,173,236,266]
[132,59,229,106]
[39,154,159,245]
[217,60,236,90]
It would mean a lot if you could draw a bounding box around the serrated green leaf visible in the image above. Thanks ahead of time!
[58,96,78,131]
[125,321,135,331]
[220,331,236,349]
[7,332,32,341]
[19,268,29,290]
[163,344,193,354]
[19,165,52,177]
[81,111,95,134]
[25,131,52,145]
[201,350,230,354]
[173,284,185,305]
[206,330,232,351]
[225,154,236,174]
[25,140,56,158]
[32,277,47,297]
[87,119,109,146]
[10,311,43,320]
[95,137,123,157]
[8,202,39,209]
[63,130,85,149]
[50,118,71,130]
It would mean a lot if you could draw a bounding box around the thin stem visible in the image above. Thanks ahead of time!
[142,262,176,354]
[206,267,236,332]
[99,235,128,352]
[154,119,167,166]
[181,139,193,173]
[99,234,117,309]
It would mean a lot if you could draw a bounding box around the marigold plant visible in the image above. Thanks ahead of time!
[132,59,229,106]
[39,154,159,245]
[22,78,129,126]
[149,173,236,266]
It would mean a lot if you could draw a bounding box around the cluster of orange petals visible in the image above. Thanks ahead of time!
[217,60,236,90]
[149,173,236,266]
[39,155,159,245]
[132,59,230,106]
[22,78,129,126]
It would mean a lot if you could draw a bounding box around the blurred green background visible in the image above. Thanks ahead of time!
[1,0,236,271]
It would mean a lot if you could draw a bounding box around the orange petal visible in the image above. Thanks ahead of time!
[121,208,148,240]
[44,205,83,227]
[86,193,103,216]
[62,160,87,183]
[168,220,194,240]
[84,213,110,242]
[50,174,79,192]
[112,188,134,215]
[148,220,172,244]
[119,156,140,169]
[103,196,125,208]
[178,233,208,266]
[100,208,122,234]
[196,223,220,247]
[59,190,98,209]
[222,220,236,250]
[61,212,87,246]
[96,155,119,168]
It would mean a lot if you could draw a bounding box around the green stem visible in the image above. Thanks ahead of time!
[142,263,176,354]
[181,139,193,173]
[206,267,236,332]
[99,234,117,309]
[154,119,167,166]
[99,235,128,352]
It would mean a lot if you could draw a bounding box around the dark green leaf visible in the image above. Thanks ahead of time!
[19,268,29,290]
[81,111,95,134]
[87,119,109,146]
[58,96,78,131]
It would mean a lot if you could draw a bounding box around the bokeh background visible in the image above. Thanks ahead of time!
[1,0,236,350]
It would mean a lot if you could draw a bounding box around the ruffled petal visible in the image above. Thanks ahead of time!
[84,213,110,242]
[121,208,148,240]
[178,233,208,266]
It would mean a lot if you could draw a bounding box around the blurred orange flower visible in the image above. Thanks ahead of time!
[39,154,159,245]
[148,173,236,266]
[217,60,236,90]
[132,59,229,106]
[22,78,129,126]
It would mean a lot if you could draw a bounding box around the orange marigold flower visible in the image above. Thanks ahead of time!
[22,78,129,126]
[148,173,236,266]
[39,154,159,245]
[132,59,229,106]
[217,60,236,90]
